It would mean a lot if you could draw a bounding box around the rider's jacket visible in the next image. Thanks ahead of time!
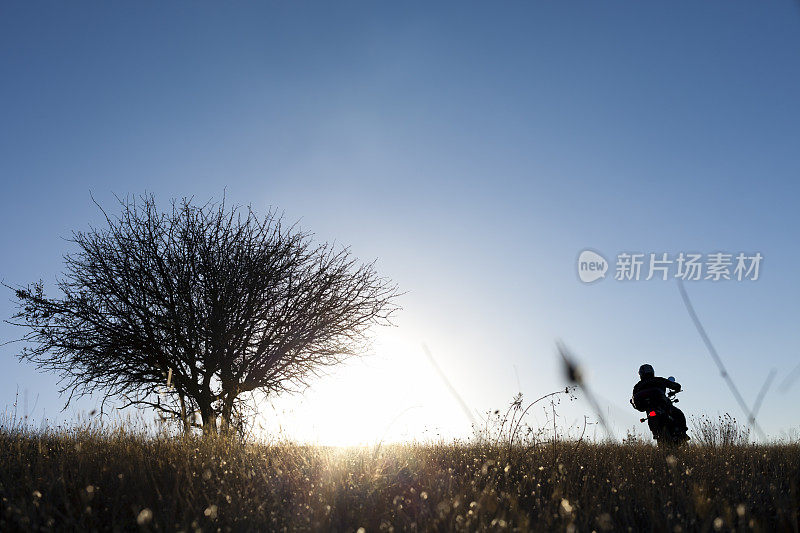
[631,376,681,412]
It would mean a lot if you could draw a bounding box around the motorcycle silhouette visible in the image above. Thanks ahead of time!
[632,377,690,447]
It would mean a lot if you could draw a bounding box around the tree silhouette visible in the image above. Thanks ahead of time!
[7,195,400,435]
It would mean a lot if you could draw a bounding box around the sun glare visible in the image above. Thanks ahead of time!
[254,330,472,446]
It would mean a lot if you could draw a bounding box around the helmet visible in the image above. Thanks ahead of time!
[638,364,654,379]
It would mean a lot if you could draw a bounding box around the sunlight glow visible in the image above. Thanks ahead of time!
[254,329,473,446]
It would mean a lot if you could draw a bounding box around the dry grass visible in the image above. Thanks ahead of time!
[1,423,798,532]
[691,414,751,448]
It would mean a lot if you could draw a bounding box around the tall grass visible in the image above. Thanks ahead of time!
[691,414,751,447]
[1,420,798,531]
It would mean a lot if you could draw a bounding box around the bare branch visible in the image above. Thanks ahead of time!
[5,194,401,435]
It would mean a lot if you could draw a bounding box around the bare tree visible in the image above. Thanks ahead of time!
[6,195,400,435]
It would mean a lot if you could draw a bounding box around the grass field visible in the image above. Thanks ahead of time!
[1,424,798,532]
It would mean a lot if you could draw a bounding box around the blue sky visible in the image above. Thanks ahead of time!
[1,1,799,443]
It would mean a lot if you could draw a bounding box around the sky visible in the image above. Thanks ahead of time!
[1,1,799,444]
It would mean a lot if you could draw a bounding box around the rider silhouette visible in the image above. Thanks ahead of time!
[631,364,687,432]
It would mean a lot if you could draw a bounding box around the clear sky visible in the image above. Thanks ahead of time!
[1,1,799,444]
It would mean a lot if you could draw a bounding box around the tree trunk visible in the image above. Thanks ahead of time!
[220,394,235,435]
[198,399,217,436]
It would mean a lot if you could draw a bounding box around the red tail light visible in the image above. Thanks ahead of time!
[648,411,656,417]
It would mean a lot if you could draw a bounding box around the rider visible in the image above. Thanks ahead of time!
[631,364,687,432]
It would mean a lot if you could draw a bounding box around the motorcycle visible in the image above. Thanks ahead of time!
[633,377,690,447]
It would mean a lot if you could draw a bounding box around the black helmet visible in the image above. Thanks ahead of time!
[638,364,654,379]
